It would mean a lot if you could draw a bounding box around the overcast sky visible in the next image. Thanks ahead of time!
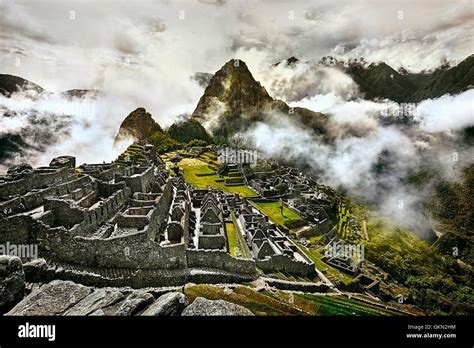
[0,0,473,124]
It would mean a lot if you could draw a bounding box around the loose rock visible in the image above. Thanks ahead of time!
[141,292,188,316]
[0,255,25,313]
[181,297,254,316]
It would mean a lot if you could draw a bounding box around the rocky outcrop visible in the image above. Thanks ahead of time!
[181,297,254,316]
[6,280,91,316]
[0,255,25,313]
[49,156,76,169]
[23,258,48,283]
[63,288,125,316]
[115,107,163,143]
[114,290,155,316]
[6,163,33,180]
[141,292,188,316]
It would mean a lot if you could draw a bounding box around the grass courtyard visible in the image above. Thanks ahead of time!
[225,222,239,257]
[249,200,304,230]
[177,158,257,197]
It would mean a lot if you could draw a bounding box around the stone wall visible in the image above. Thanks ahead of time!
[198,234,226,249]
[0,167,74,199]
[30,261,256,288]
[0,214,41,244]
[0,175,93,216]
[154,180,173,235]
[43,186,130,236]
[256,254,315,276]
[80,163,123,181]
[115,166,155,193]
[261,277,329,293]
[187,249,256,275]
[40,224,189,270]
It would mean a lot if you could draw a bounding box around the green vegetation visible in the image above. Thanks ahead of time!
[427,164,473,262]
[364,213,474,315]
[292,293,399,316]
[167,118,213,144]
[145,117,214,154]
[148,131,180,154]
[230,211,251,259]
[178,158,257,197]
[115,143,147,166]
[250,200,303,230]
[296,243,353,286]
[225,222,239,257]
[186,139,208,147]
[337,203,351,238]
[183,284,398,316]
[327,190,473,315]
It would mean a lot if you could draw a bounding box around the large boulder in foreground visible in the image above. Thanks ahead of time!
[0,255,25,314]
[6,280,91,316]
[115,290,155,316]
[63,288,125,316]
[141,292,188,316]
[181,297,254,316]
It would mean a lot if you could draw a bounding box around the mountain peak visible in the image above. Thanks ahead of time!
[191,59,328,139]
[115,107,163,143]
[191,59,272,134]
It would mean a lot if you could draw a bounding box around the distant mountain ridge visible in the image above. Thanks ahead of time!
[0,74,102,99]
[0,74,44,97]
[317,54,474,102]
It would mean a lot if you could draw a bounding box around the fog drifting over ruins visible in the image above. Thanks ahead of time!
[1,0,473,233]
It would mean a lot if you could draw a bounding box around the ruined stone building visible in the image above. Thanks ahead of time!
[236,202,315,276]
[0,152,255,288]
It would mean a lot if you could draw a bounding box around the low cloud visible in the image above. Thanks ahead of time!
[238,91,473,236]
[0,91,130,171]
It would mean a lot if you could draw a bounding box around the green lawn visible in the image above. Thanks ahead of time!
[230,211,251,258]
[178,158,257,197]
[250,201,303,229]
[225,222,239,257]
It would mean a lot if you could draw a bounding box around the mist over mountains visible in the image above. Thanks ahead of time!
[1,51,473,238]
[187,56,473,236]
[0,76,129,170]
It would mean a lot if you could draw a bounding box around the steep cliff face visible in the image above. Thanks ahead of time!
[114,107,163,143]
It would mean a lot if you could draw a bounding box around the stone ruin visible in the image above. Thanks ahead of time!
[235,201,315,276]
[0,153,256,288]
